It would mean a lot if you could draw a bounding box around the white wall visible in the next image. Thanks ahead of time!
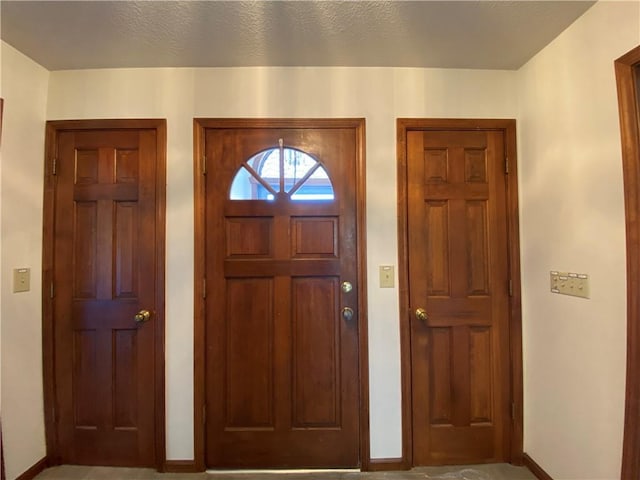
[46,66,517,460]
[517,2,640,479]
[0,43,50,479]
[6,2,638,476]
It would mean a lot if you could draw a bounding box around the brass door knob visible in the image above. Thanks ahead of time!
[415,308,428,322]
[134,309,151,324]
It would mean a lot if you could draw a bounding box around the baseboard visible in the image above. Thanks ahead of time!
[523,453,553,480]
[164,460,200,473]
[366,457,407,471]
[15,457,48,480]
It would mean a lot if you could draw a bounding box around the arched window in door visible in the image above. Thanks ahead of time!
[229,147,335,201]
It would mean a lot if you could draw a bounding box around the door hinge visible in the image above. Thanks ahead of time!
[52,406,56,424]
[203,404,206,424]
[508,279,513,297]
[52,157,58,176]
[202,278,207,299]
[504,156,509,175]
[511,402,516,419]
[202,155,207,175]
[50,281,55,299]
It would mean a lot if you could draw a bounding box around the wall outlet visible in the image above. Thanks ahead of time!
[550,271,589,299]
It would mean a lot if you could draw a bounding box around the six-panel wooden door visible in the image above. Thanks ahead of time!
[49,124,164,466]
[203,123,361,468]
[406,129,512,464]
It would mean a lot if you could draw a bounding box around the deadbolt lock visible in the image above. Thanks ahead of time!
[342,307,354,321]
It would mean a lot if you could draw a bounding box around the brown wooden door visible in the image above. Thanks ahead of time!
[50,124,163,466]
[407,129,511,465]
[204,124,360,468]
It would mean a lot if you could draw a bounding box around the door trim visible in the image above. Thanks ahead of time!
[42,119,167,470]
[396,118,523,466]
[193,118,369,471]
[615,44,640,479]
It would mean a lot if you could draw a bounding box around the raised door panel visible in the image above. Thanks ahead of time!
[73,202,98,298]
[469,327,493,425]
[114,202,138,298]
[291,217,338,258]
[429,328,453,426]
[225,278,275,430]
[73,330,99,429]
[226,218,273,257]
[292,277,340,428]
[113,329,138,429]
[425,202,450,296]
[465,201,490,296]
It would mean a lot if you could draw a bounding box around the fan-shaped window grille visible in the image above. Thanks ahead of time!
[229,148,335,201]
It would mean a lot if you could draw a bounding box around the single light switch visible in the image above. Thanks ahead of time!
[13,268,30,293]
[379,265,394,288]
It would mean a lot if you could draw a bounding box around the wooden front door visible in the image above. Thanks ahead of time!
[202,121,363,468]
[45,120,165,467]
[404,126,515,465]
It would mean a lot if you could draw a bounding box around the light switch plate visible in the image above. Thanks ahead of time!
[379,265,394,288]
[13,268,30,293]
[550,271,589,299]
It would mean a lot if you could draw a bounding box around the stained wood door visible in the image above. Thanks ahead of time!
[203,124,361,468]
[407,129,511,464]
[49,123,164,467]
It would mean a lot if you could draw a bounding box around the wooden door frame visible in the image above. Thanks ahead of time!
[396,118,523,467]
[42,119,167,470]
[615,44,640,479]
[1,98,4,480]
[193,118,369,471]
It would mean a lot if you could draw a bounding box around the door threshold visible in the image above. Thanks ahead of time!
[206,469,360,474]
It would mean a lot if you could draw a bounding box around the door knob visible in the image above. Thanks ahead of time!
[134,309,151,324]
[342,307,354,322]
[415,308,428,322]
[341,281,353,293]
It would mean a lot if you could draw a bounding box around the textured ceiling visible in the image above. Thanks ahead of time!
[1,1,596,71]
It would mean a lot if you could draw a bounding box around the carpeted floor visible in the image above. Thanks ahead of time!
[34,464,537,480]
